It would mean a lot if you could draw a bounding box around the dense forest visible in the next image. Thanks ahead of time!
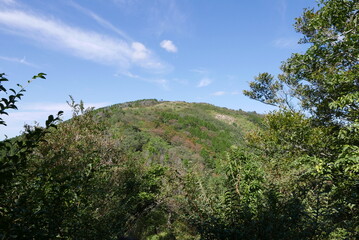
[1,0,358,239]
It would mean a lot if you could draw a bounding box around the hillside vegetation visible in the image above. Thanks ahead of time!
[97,99,261,167]
[1,98,265,239]
[1,97,357,239]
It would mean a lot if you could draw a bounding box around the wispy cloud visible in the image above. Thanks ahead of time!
[197,78,212,88]
[149,0,187,36]
[192,68,213,87]
[21,102,109,112]
[211,91,240,96]
[160,40,178,53]
[152,78,169,90]
[191,68,208,75]
[0,8,167,72]
[0,101,109,139]
[273,37,299,49]
[277,0,287,21]
[111,0,187,36]
[0,55,38,67]
[212,91,226,96]
[0,0,16,6]
[2,111,55,122]
[173,78,188,85]
[117,71,170,90]
[1,110,57,139]
[111,0,139,8]
[68,1,132,42]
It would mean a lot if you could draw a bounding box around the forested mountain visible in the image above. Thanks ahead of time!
[1,97,357,239]
[1,99,265,239]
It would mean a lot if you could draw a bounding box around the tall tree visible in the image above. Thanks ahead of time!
[244,0,358,126]
[241,1,359,238]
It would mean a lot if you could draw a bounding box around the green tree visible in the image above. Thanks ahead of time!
[244,0,358,126]
[242,0,358,238]
[0,73,63,239]
[1,81,170,239]
[181,2,358,239]
[0,73,47,127]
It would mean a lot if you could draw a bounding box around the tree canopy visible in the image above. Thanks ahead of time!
[244,0,358,126]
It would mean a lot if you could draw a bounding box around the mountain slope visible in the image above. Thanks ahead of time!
[1,99,264,240]
[92,99,262,169]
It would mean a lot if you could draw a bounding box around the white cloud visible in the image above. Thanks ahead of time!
[0,9,166,72]
[112,0,186,36]
[69,1,132,42]
[173,78,188,85]
[0,0,16,6]
[191,68,208,74]
[197,78,212,87]
[2,111,54,122]
[147,0,187,36]
[211,91,239,96]
[160,40,178,53]
[111,0,139,7]
[273,37,299,49]
[212,91,226,96]
[152,78,169,90]
[20,102,109,112]
[132,42,149,60]
[0,110,59,140]
[116,71,170,90]
[278,0,287,21]
[0,101,110,139]
[118,71,141,79]
[0,55,37,67]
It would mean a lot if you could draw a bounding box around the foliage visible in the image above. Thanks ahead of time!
[243,73,283,107]
[0,77,173,239]
[185,1,358,239]
[0,73,63,239]
[244,0,359,126]
[0,72,46,126]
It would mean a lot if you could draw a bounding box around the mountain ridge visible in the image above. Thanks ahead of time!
[88,99,263,169]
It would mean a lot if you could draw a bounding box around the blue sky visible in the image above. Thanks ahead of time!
[0,0,317,138]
